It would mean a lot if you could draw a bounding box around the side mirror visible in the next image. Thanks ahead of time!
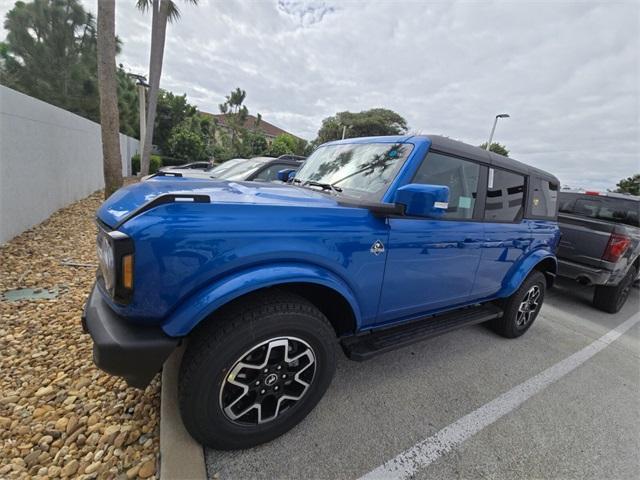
[277,168,297,182]
[393,183,449,218]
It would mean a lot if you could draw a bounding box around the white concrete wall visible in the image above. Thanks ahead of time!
[0,86,139,244]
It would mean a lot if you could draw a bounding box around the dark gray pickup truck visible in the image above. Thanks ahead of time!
[557,191,639,313]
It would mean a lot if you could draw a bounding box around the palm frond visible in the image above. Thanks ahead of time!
[136,0,152,12]
[166,1,181,22]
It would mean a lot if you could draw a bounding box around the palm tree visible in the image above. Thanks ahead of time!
[137,0,198,175]
[97,0,123,198]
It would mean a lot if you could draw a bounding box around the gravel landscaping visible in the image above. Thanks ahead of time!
[0,189,160,479]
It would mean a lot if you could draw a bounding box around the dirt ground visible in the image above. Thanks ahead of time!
[0,189,160,479]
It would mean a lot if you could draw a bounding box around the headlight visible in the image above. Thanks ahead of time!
[97,232,116,292]
[96,227,135,303]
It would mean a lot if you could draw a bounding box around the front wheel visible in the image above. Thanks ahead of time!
[178,290,336,450]
[491,271,546,338]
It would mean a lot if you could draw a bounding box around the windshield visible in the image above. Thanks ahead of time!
[216,158,267,180]
[208,158,246,176]
[293,142,414,200]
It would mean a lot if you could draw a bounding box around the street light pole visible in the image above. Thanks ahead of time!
[486,113,510,150]
[126,73,150,165]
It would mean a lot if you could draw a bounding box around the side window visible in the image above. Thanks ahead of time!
[530,177,559,219]
[484,168,525,222]
[253,163,293,182]
[413,152,480,220]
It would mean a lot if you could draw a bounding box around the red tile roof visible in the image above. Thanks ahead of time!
[201,112,303,141]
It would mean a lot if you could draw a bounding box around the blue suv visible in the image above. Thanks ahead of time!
[83,135,560,449]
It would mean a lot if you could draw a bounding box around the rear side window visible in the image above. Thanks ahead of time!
[530,177,559,219]
[563,196,640,227]
[484,168,525,222]
[412,152,480,220]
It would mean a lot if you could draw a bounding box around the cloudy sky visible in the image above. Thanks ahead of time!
[1,0,638,190]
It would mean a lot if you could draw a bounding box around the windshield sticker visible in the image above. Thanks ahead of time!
[458,196,472,209]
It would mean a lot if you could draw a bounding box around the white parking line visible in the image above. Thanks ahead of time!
[360,312,640,480]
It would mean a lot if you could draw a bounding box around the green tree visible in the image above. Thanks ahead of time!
[117,66,139,138]
[137,0,199,175]
[0,0,100,121]
[218,87,249,148]
[316,108,408,143]
[154,89,197,153]
[166,124,207,161]
[164,113,212,161]
[615,174,640,196]
[478,142,510,156]
[211,87,268,159]
[0,0,139,136]
[245,131,268,156]
[268,134,299,157]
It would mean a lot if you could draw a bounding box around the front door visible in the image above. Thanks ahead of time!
[376,151,485,325]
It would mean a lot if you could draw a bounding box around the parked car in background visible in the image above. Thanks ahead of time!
[277,154,307,162]
[557,190,640,313]
[83,135,559,449]
[161,160,213,172]
[150,156,304,183]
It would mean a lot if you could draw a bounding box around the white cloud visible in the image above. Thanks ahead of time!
[0,0,638,189]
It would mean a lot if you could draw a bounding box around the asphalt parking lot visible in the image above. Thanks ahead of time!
[205,279,640,480]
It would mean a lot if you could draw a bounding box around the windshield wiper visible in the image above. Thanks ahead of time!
[302,180,343,194]
[330,165,376,187]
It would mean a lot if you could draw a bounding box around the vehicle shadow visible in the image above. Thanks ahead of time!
[547,276,596,308]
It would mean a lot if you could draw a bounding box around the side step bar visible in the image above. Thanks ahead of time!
[341,304,503,361]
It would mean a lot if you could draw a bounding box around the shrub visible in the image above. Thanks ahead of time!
[166,125,207,161]
[131,153,162,175]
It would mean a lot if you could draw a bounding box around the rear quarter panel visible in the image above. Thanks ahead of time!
[494,219,559,298]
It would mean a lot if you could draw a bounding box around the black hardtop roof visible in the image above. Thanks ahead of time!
[423,135,560,185]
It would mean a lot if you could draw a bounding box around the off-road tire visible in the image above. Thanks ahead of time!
[178,289,336,450]
[593,266,636,314]
[491,271,546,338]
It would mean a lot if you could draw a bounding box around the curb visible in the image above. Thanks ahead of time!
[160,345,207,480]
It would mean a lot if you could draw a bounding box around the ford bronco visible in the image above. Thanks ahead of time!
[82,135,560,449]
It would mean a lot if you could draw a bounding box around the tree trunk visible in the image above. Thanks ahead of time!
[97,0,123,198]
[140,0,169,175]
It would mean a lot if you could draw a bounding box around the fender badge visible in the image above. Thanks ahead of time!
[370,240,385,256]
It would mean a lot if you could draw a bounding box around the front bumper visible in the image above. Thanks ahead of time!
[82,284,179,388]
[557,258,612,286]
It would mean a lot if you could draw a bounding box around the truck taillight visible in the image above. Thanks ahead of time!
[602,233,631,263]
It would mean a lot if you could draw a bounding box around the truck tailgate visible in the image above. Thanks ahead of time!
[557,213,614,268]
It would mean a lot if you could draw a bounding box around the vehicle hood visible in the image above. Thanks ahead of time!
[98,177,338,228]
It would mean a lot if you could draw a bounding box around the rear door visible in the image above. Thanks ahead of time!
[377,151,485,324]
[473,168,532,297]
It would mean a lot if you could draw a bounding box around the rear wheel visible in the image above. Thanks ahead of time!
[593,266,636,314]
[178,290,336,450]
[491,271,546,338]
